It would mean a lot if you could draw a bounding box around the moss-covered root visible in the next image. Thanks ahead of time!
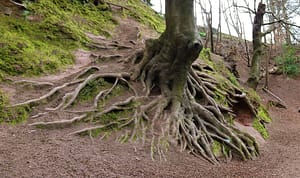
[11,53,258,164]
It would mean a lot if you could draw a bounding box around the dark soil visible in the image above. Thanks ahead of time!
[1,17,300,178]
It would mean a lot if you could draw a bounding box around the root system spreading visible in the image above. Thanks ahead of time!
[11,52,259,164]
[10,20,261,164]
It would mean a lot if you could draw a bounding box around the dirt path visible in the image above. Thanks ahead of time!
[1,18,300,177]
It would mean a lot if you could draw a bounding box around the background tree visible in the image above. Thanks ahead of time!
[247,2,266,89]
[197,0,214,52]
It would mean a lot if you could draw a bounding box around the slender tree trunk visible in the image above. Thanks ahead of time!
[217,0,222,43]
[282,0,291,44]
[247,2,266,89]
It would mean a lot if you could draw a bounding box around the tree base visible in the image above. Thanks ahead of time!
[11,37,261,164]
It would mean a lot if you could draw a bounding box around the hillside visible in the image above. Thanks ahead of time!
[0,0,300,177]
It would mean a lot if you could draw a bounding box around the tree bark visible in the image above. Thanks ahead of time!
[133,0,202,102]
[247,2,266,89]
[129,0,259,162]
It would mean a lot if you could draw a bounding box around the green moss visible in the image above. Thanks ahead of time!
[253,106,271,138]
[214,90,228,106]
[110,84,128,96]
[77,78,108,102]
[0,0,116,80]
[227,72,239,86]
[199,51,271,140]
[100,110,131,123]
[108,0,165,33]
[253,117,269,139]
[28,0,116,41]
[88,110,132,137]
[246,88,261,107]
[200,48,214,67]
[126,0,165,32]
[0,14,74,78]
[257,106,271,123]
[0,90,30,124]
[212,140,222,156]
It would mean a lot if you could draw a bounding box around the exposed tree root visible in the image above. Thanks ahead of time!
[12,44,260,164]
[29,114,87,128]
[14,80,54,87]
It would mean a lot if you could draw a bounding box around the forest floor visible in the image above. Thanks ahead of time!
[0,17,300,178]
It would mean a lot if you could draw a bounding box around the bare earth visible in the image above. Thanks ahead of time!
[0,18,300,178]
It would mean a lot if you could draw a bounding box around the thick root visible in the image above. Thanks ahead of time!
[13,44,260,164]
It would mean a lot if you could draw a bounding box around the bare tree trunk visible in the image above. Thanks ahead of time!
[282,0,291,44]
[132,0,202,101]
[217,0,222,43]
[223,4,232,39]
[247,2,266,89]
[198,0,214,52]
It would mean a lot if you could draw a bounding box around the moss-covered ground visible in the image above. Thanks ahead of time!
[199,48,271,139]
[107,0,165,33]
[0,0,116,80]
[0,90,30,124]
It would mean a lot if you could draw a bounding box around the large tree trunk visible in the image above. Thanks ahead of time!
[247,3,266,89]
[131,0,259,163]
[132,0,202,102]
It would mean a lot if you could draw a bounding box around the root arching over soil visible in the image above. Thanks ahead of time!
[10,37,261,164]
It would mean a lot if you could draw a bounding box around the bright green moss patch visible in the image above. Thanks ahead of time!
[253,106,270,139]
[0,0,116,80]
[200,48,214,67]
[212,140,222,156]
[77,78,108,102]
[0,14,75,78]
[257,106,271,123]
[0,90,30,124]
[227,72,239,86]
[126,0,165,33]
[253,117,269,139]
[28,0,116,41]
[108,0,165,33]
